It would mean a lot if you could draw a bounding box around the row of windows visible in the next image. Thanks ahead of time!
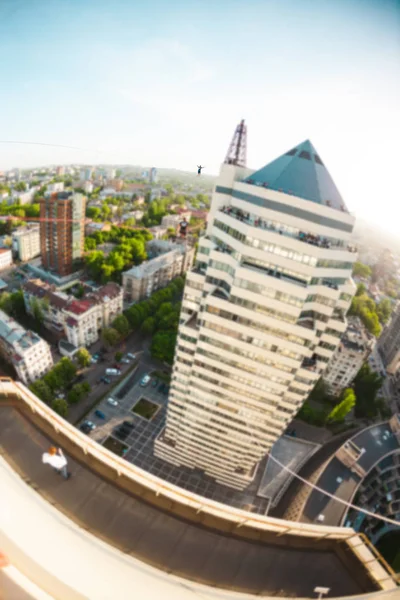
[205,305,311,348]
[234,277,303,307]
[214,220,352,270]
[198,335,297,374]
[195,347,291,386]
[194,359,286,398]
[200,322,304,362]
[230,294,297,325]
[306,294,336,307]
[217,207,347,249]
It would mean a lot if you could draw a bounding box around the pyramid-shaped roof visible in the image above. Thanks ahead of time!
[243,140,347,212]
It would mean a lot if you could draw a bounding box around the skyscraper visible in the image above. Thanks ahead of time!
[39,192,86,277]
[155,124,357,489]
[149,167,158,183]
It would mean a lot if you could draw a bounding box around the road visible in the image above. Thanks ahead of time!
[66,331,168,425]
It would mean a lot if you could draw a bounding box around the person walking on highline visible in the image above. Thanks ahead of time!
[42,446,71,479]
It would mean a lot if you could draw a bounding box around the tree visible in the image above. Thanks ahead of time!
[102,327,120,347]
[115,351,123,362]
[142,316,155,335]
[355,283,366,297]
[112,314,131,337]
[151,331,177,364]
[51,398,68,417]
[86,206,102,220]
[56,357,77,386]
[76,348,91,368]
[14,181,27,192]
[67,382,91,404]
[326,388,356,423]
[377,298,392,325]
[84,237,97,251]
[29,380,53,404]
[353,364,383,419]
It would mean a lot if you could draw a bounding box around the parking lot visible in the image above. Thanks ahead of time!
[80,365,271,514]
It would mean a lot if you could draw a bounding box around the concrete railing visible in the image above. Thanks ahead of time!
[0,377,397,592]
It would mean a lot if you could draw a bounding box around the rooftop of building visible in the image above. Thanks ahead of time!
[124,245,187,279]
[340,317,373,353]
[88,282,122,303]
[258,435,320,508]
[0,309,41,353]
[0,403,384,598]
[23,279,70,310]
[299,420,400,527]
[243,139,348,212]
[66,299,95,315]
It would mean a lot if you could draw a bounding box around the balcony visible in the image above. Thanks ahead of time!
[219,206,357,252]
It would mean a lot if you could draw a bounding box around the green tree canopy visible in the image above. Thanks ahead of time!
[102,327,120,347]
[376,298,392,325]
[326,388,356,423]
[352,262,372,279]
[29,380,53,404]
[353,364,383,419]
[142,316,155,335]
[76,348,91,368]
[51,398,68,417]
[112,314,131,337]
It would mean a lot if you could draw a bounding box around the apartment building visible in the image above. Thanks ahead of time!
[63,282,123,347]
[155,133,357,490]
[23,279,70,334]
[23,280,123,347]
[0,309,53,384]
[323,317,373,394]
[122,241,195,302]
[39,192,86,277]
[0,248,12,270]
[12,225,41,261]
[377,302,400,374]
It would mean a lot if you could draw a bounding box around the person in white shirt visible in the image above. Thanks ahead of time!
[42,446,70,479]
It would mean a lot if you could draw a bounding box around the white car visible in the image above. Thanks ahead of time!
[107,397,118,407]
[140,374,151,387]
[121,358,130,364]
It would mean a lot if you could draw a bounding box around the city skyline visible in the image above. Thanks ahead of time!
[0,0,399,234]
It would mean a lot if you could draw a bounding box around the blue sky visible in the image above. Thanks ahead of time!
[0,0,399,232]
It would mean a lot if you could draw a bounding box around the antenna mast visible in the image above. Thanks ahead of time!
[224,119,247,167]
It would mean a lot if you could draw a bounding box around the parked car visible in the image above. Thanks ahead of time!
[140,374,151,387]
[107,397,118,407]
[122,420,135,429]
[121,358,130,364]
[94,410,106,419]
[162,385,169,396]
[80,420,96,434]
[114,430,128,441]
[106,368,121,376]
[151,378,158,388]
[100,376,111,384]
[158,382,166,393]
[127,353,136,360]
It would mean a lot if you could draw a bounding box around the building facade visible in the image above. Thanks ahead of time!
[12,225,41,262]
[378,303,400,375]
[0,309,53,384]
[323,317,373,395]
[23,279,123,347]
[155,137,357,490]
[122,241,195,303]
[63,282,123,347]
[39,192,86,277]
[0,248,13,270]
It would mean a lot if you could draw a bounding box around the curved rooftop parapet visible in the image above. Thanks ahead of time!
[0,378,398,598]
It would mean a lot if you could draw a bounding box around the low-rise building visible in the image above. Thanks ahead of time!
[161,214,181,228]
[23,280,123,347]
[324,317,374,395]
[0,309,53,384]
[64,282,123,347]
[12,225,41,261]
[122,241,194,302]
[45,182,64,195]
[149,225,168,240]
[85,222,111,235]
[0,248,13,270]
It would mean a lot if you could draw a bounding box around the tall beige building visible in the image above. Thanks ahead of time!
[155,133,357,490]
